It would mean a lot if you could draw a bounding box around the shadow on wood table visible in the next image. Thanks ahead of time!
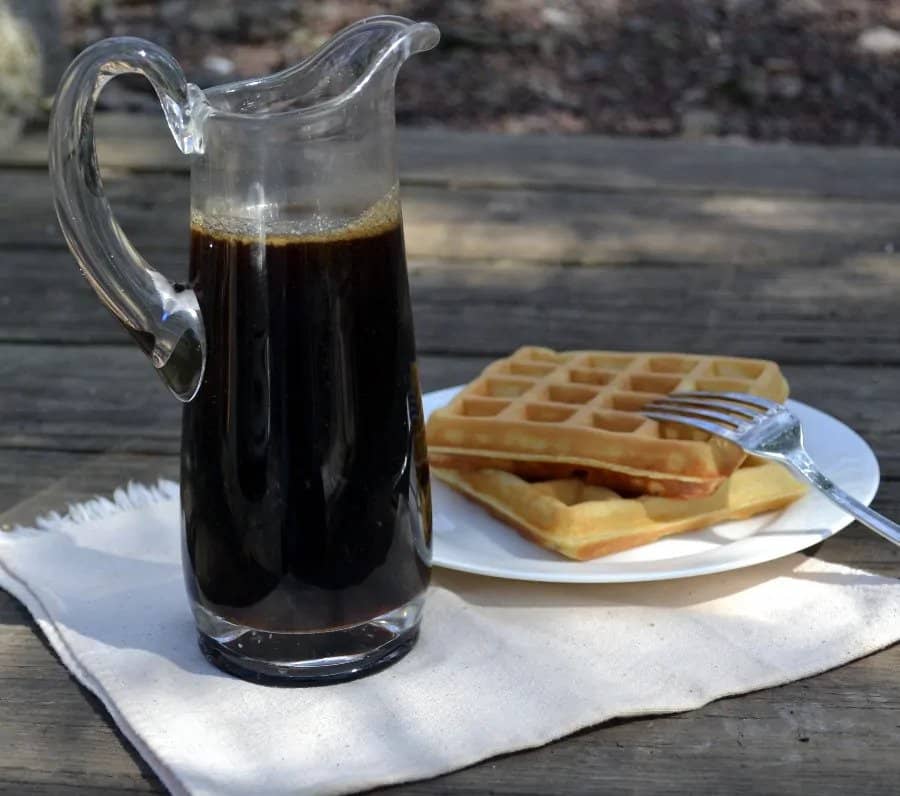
[0,114,897,794]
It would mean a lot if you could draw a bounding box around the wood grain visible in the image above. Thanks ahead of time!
[3,247,900,366]
[6,167,900,267]
[1,584,896,796]
[0,346,897,580]
[9,113,900,200]
[1,345,900,464]
[1,120,898,795]
[0,449,896,796]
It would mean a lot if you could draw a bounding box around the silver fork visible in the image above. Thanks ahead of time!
[644,391,900,547]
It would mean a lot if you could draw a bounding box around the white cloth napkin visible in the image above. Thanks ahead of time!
[0,481,898,796]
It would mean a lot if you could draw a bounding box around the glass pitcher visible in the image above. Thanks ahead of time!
[48,16,439,684]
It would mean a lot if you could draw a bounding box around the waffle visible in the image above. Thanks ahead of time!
[426,347,789,498]
[434,461,805,560]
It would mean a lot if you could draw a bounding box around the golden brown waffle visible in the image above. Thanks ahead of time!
[426,347,789,498]
[434,461,805,560]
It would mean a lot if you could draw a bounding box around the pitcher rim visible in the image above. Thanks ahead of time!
[191,15,439,123]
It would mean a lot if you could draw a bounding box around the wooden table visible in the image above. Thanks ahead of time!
[1,115,898,794]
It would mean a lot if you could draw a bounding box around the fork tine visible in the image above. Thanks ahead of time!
[648,395,758,420]
[643,410,739,442]
[644,401,750,428]
[671,390,781,413]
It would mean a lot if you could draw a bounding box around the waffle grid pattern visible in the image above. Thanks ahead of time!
[448,347,780,439]
[426,347,789,493]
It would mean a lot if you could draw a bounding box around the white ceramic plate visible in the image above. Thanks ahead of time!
[425,386,880,583]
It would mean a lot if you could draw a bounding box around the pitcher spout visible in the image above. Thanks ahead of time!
[199,16,439,119]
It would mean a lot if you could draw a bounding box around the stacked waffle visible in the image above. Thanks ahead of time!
[426,347,805,560]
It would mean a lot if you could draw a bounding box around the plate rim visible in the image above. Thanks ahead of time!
[424,385,880,583]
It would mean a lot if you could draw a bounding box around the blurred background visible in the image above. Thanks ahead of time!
[6,0,900,145]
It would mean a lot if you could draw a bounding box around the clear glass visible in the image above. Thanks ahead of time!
[49,16,439,684]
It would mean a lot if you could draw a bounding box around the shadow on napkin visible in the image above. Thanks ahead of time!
[2,506,893,690]
[1,490,898,796]
[0,524,220,681]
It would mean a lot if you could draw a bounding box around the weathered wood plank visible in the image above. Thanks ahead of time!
[9,113,900,201]
[381,643,900,795]
[408,255,900,365]
[0,447,890,569]
[5,168,900,267]
[3,564,896,796]
[0,446,896,796]
[0,348,895,794]
[3,116,899,796]
[0,344,896,576]
[1,347,900,473]
[0,450,178,531]
[0,443,894,579]
[404,186,900,266]
[399,128,900,201]
[4,248,900,365]
[0,615,164,794]
[0,344,897,580]
[0,348,488,454]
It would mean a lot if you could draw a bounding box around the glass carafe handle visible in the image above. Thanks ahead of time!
[49,38,204,402]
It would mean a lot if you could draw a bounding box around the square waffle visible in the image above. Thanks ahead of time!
[434,461,805,560]
[426,346,789,498]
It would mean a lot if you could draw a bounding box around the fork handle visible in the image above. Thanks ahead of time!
[782,451,900,547]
